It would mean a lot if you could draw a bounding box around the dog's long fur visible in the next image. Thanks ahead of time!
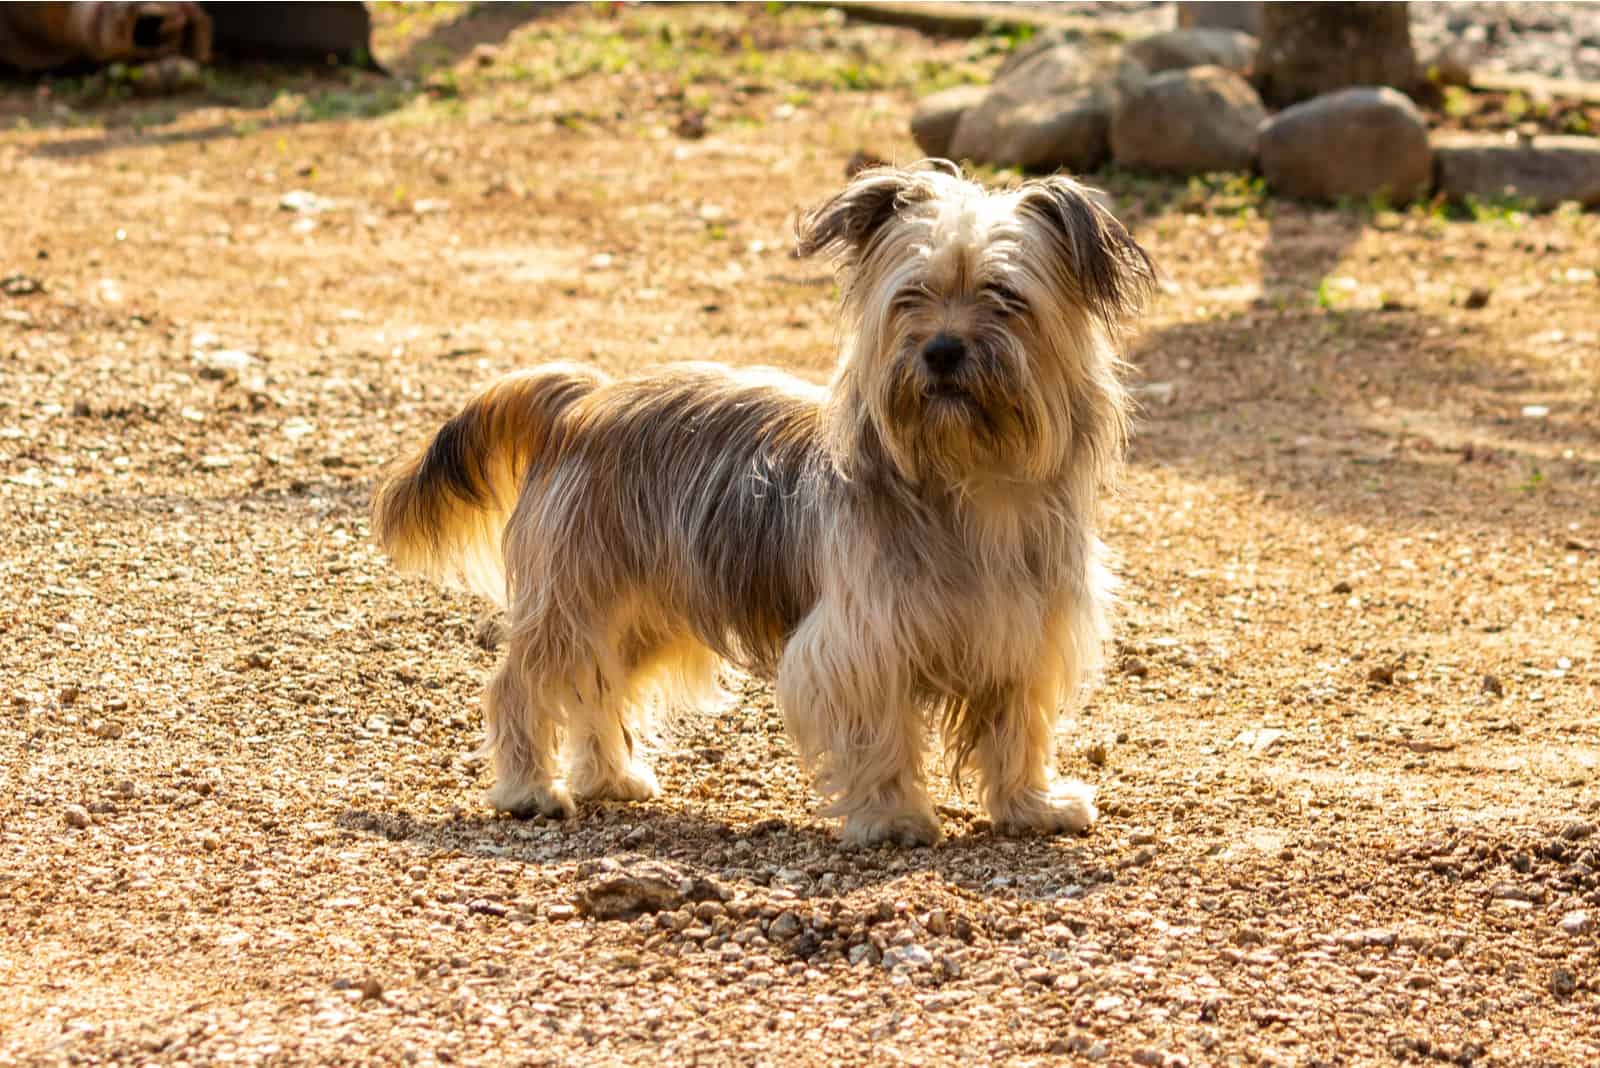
[373,162,1154,846]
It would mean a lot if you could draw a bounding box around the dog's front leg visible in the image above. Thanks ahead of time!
[777,606,942,848]
[967,681,1097,836]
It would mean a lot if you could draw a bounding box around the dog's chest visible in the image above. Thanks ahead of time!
[864,506,1071,669]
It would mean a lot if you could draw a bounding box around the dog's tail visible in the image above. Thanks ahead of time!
[372,364,605,606]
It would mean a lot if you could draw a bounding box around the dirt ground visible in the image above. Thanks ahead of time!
[3,6,1599,1066]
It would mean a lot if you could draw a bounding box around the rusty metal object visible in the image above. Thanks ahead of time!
[0,2,212,72]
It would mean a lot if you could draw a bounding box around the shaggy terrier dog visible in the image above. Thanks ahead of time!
[373,161,1155,847]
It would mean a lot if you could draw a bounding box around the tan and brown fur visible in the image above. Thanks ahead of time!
[373,162,1155,846]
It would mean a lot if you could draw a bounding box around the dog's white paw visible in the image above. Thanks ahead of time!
[990,780,1097,836]
[487,778,575,820]
[570,760,660,804]
[839,804,944,849]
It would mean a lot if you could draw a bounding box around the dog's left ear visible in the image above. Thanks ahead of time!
[795,163,944,261]
[1017,176,1157,326]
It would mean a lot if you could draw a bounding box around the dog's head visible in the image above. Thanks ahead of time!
[797,161,1155,492]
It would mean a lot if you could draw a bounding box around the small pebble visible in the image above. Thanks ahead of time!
[63,804,91,829]
[882,943,933,971]
[769,911,801,940]
[1559,910,1592,936]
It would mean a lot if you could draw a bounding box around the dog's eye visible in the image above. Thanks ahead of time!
[891,285,929,312]
[983,283,1027,314]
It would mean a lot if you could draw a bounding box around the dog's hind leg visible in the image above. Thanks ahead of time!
[777,604,942,848]
[565,675,661,805]
[481,640,573,819]
[564,620,683,805]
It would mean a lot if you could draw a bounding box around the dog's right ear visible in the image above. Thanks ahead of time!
[794,162,947,260]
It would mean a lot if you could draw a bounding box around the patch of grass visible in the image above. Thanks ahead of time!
[448,6,989,104]
[1171,172,1266,218]
[1442,85,1474,120]
[1316,276,1348,312]
[1456,192,1536,226]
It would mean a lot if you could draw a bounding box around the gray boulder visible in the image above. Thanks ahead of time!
[911,85,990,159]
[1259,87,1432,203]
[947,45,1132,172]
[1126,28,1257,76]
[994,27,1076,80]
[1110,66,1265,174]
[949,87,1110,172]
[1434,135,1600,210]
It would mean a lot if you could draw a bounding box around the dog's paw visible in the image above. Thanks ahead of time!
[487,778,576,820]
[990,780,1097,836]
[570,761,660,804]
[839,805,944,849]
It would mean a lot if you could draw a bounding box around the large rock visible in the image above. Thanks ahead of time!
[949,87,1110,172]
[1434,135,1600,210]
[911,85,990,159]
[1259,87,1432,203]
[1110,66,1265,174]
[947,45,1132,172]
[1125,28,1257,77]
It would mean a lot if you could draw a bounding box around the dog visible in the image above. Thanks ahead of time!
[372,161,1154,846]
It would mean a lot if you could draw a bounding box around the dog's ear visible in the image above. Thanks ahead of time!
[794,162,948,260]
[1017,176,1157,326]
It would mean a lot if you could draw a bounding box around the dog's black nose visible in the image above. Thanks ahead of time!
[922,333,966,377]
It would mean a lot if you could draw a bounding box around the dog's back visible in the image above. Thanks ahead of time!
[511,363,827,673]
[374,362,828,670]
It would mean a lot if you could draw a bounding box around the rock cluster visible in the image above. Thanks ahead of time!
[911,25,1600,210]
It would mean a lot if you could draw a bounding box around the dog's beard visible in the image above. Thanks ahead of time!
[875,332,1041,485]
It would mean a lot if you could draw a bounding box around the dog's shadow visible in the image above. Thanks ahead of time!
[337,800,1117,904]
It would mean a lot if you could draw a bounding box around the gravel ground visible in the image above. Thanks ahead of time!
[3,4,1600,1067]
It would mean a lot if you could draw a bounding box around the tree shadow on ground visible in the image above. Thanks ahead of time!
[386,2,571,77]
[1120,197,1600,538]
